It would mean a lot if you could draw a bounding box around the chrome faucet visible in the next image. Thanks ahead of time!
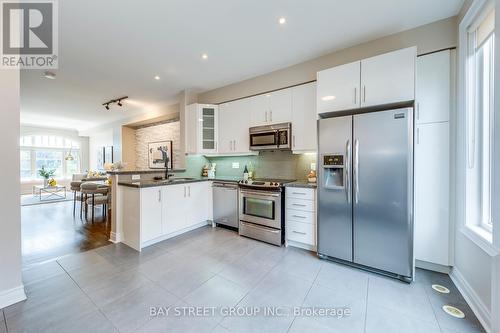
[159,147,172,180]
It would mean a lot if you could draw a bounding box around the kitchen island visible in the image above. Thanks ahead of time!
[108,169,242,251]
[119,178,213,251]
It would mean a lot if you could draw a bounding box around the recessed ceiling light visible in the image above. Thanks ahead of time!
[321,95,336,101]
[201,53,208,60]
[154,75,160,80]
[43,71,56,79]
[278,17,286,25]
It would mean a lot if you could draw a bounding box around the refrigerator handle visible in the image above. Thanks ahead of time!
[354,139,359,204]
[346,140,351,203]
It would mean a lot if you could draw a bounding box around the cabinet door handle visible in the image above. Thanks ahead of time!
[292,192,306,195]
[270,110,273,122]
[416,128,420,145]
[363,86,366,103]
[292,215,306,219]
[292,203,306,207]
[293,135,296,148]
[416,102,420,120]
[354,87,357,104]
[265,111,268,122]
[158,190,161,202]
[188,186,191,197]
[184,186,186,198]
[292,231,307,235]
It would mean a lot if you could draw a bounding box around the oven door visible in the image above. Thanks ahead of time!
[249,131,278,150]
[239,189,281,229]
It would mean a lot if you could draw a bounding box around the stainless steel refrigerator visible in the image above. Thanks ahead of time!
[318,107,414,281]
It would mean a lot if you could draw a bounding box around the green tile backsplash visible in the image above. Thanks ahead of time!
[177,151,317,181]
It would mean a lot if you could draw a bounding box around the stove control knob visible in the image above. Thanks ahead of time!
[244,180,248,184]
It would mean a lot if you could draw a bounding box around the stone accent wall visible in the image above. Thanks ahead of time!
[135,121,181,170]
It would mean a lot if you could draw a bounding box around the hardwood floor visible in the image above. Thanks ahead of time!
[21,199,111,267]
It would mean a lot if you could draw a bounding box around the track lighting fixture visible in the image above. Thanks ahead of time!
[102,96,128,110]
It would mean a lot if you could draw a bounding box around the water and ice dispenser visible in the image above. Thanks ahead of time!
[322,154,345,189]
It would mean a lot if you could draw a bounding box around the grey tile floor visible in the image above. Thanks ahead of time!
[2,226,485,333]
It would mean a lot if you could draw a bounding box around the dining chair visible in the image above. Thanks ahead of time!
[80,182,108,223]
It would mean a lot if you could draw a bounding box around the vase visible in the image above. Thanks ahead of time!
[43,179,49,187]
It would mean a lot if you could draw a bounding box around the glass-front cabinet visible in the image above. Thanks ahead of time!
[185,103,218,155]
[199,106,217,153]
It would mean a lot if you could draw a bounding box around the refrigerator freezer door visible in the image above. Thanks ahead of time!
[353,108,413,277]
[318,116,353,262]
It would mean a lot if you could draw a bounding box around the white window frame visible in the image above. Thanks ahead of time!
[20,135,82,181]
[458,0,496,252]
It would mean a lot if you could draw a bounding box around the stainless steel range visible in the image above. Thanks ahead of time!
[238,179,294,246]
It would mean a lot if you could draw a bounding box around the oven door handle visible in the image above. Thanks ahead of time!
[240,190,281,198]
[240,221,280,233]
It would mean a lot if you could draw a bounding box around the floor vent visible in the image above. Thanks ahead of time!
[442,305,465,319]
[432,284,450,294]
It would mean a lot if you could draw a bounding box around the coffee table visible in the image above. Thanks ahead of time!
[32,185,67,201]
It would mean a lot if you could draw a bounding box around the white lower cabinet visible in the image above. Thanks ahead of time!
[140,187,163,243]
[122,182,213,251]
[285,187,316,250]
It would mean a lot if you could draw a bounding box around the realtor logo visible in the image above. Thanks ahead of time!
[1,0,58,68]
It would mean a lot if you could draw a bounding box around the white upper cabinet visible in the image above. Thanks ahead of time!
[250,89,292,126]
[250,94,269,126]
[185,104,218,154]
[317,61,361,114]
[317,47,416,114]
[416,50,451,124]
[268,88,292,124]
[292,82,317,152]
[360,47,416,107]
[219,98,252,154]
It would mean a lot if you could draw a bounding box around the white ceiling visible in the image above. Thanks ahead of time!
[20,0,464,132]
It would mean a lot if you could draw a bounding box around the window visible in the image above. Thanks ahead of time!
[19,135,81,180]
[465,5,494,234]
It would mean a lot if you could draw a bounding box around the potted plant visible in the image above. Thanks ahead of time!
[38,166,56,187]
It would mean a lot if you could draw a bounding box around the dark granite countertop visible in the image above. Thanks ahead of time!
[118,176,243,188]
[284,181,317,189]
[107,169,186,175]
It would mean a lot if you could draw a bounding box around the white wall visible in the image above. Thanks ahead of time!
[88,129,113,170]
[0,69,26,308]
[451,1,500,331]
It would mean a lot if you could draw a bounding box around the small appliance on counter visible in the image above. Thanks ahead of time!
[208,163,216,179]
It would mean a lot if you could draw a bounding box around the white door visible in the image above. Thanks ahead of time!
[292,82,317,151]
[416,50,450,124]
[317,61,361,114]
[231,98,252,153]
[218,103,234,154]
[414,122,450,266]
[250,94,270,126]
[162,184,187,234]
[140,188,163,242]
[269,88,292,124]
[185,182,211,227]
[361,47,416,107]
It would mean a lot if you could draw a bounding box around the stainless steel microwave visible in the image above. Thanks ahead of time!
[249,122,291,151]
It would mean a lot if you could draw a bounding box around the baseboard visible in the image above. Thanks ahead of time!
[450,267,491,333]
[0,285,26,309]
[109,231,122,243]
[286,240,317,252]
[415,259,451,274]
[141,222,209,249]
